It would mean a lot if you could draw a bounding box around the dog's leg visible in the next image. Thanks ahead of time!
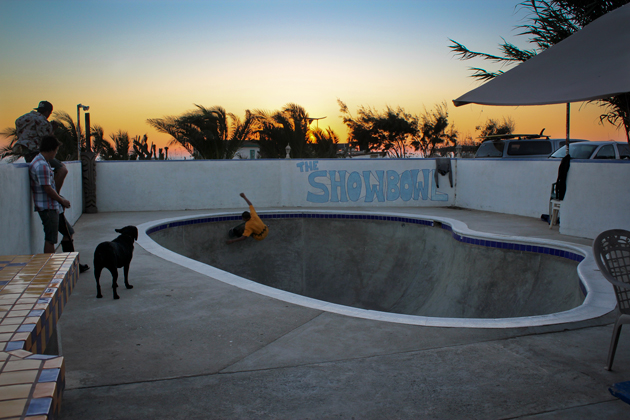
[123,264,133,289]
[111,268,120,299]
[95,267,103,298]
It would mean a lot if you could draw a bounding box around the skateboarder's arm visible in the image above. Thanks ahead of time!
[240,193,252,206]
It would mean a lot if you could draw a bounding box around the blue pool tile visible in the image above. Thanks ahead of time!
[38,368,60,383]
[27,354,58,360]
[5,341,24,351]
[26,398,53,416]
[146,213,585,266]
[18,324,36,333]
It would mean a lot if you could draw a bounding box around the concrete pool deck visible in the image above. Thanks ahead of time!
[58,207,630,419]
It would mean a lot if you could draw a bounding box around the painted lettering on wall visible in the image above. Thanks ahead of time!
[299,162,449,203]
[296,161,320,172]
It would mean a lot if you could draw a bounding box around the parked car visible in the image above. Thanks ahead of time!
[548,141,630,160]
[474,133,585,158]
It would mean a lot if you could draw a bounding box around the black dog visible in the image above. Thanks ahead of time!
[93,226,138,299]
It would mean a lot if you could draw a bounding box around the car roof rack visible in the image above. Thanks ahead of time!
[480,129,549,142]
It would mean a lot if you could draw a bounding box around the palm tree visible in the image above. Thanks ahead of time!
[130,135,155,160]
[92,125,114,159]
[310,127,339,158]
[93,130,131,160]
[147,105,256,159]
[52,111,81,161]
[598,92,630,142]
[255,103,314,159]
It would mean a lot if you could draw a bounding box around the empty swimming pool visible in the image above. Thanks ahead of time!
[138,210,613,327]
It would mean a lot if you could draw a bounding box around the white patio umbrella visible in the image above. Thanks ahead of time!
[453,3,630,143]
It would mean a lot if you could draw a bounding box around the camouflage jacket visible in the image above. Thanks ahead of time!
[15,111,53,151]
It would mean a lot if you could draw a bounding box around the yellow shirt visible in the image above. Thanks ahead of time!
[243,205,269,241]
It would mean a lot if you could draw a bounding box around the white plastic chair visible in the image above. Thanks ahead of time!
[549,198,562,229]
[593,229,630,371]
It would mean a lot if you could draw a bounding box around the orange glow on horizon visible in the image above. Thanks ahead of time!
[1,1,626,160]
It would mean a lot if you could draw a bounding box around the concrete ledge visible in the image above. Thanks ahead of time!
[0,253,79,420]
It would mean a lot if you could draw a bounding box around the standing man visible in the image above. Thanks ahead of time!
[29,135,70,253]
[226,193,269,244]
[15,101,68,192]
[29,135,90,271]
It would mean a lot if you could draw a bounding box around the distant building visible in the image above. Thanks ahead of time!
[234,141,260,159]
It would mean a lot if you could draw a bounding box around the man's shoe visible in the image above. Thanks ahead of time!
[79,264,90,273]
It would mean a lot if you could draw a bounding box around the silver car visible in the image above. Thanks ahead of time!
[474,134,586,158]
[549,141,630,160]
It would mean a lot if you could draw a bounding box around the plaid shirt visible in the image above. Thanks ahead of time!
[15,111,53,151]
[29,153,61,212]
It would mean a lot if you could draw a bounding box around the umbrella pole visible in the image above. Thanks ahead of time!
[565,103,571,154]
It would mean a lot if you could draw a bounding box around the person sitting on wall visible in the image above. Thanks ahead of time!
[15,101,68,192]
[226,193,269,244]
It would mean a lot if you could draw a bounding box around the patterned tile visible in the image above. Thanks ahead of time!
[0,252,77,420]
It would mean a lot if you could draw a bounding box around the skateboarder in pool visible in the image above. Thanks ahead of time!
[226,193,269,244]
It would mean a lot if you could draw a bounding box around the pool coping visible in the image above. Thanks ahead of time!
[136,210,616,329]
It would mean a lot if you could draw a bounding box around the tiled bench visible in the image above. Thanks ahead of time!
[0,253,79,420]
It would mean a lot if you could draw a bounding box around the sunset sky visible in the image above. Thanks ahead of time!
[1,0,625,158]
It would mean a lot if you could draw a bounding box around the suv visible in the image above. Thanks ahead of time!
[548,141,630,160]
[474,133,585,158]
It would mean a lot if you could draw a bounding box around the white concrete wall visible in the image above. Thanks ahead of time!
[95,158,456,211]
[1,157,628,255]
[0,161,82,255]
[560,160,630,239]
[455,159,559,218]
[94,157,628,240]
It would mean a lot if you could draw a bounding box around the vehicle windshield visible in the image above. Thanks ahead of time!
[506,140,551,156]
[619,144,630,159]
[475,141,504,158]
[549,143,598,159]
